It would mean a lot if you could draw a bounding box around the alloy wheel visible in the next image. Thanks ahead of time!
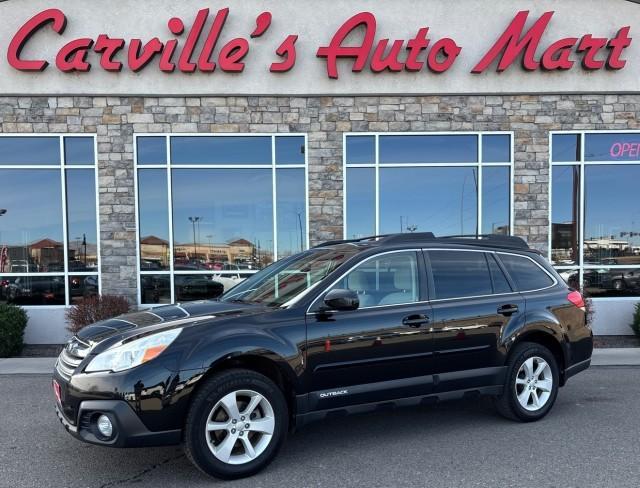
[205,389,276,465]
[514,356,553,412]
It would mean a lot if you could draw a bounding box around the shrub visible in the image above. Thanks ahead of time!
[66,295,131,334]
[0,304,28,358]
[631,303,640,337]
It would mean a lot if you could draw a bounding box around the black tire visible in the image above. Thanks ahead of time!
[183,369,288,480]
[494,342,559,422]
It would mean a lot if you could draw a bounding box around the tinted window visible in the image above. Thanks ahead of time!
[346,168,375,238]
[137,137,167,165]
[346,136,375,164]
[551,165,580,265]
[171,136,271,164]
[275,136,305,165]
[552,134,580,162]
[487,254,512,294]
[585,133,640,162]
[429,251,492,299]
[66,170,98,271]
[379,135,478,163]
[276,169,306,258]
[138,169,170,271]
[498,254,554,291]
[64,137,95,165]
[0,137,60,165]
[334,252,419,307]
[482,166,510,235]
[482,135,510,163]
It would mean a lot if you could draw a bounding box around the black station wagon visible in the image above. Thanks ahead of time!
[53,233,593,479]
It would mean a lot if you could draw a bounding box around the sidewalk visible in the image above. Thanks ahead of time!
[1,349,639,374]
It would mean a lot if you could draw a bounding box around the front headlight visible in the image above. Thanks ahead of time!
[85,328,182,373]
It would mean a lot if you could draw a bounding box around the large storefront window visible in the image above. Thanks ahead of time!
[551,132,640,297]
[0,135,99,306]
[344,133,513,238]
[135,134,308,305]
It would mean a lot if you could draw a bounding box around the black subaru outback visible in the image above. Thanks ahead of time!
[53,233,593,480]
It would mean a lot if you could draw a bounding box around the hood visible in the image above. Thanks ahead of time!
[76,300,265,344]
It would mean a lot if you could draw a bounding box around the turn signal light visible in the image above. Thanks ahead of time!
[567,290,585,311]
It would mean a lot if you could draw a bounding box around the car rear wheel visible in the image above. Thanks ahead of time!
[494,342,559,422]
[183,369,288,480]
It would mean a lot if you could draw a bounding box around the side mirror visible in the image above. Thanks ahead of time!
[322,288,359,312]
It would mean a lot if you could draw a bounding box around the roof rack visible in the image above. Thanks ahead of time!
[314,233,530,250]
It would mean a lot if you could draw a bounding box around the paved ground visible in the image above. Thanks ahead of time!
[0,368,638,488]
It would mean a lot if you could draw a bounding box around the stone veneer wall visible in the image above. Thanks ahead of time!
[1,94,638,304]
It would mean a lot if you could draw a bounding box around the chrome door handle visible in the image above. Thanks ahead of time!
[402,314,430,328]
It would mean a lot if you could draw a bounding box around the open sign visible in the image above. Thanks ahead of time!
[610,142,640,158]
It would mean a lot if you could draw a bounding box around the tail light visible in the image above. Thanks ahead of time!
[567,290,586,311]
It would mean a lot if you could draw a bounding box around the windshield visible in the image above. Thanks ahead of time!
[220,248,359,307]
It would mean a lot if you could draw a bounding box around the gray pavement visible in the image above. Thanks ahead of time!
[1,347,639,374]
[0,368,639,488]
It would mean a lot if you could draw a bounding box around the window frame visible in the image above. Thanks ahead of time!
[0,133,101,308]
[343,131,515,239]
[549,130,640,301]
[134,133,309,306]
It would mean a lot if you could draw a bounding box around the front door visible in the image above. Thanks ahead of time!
[306,250,434,411]
[425,249,525,392]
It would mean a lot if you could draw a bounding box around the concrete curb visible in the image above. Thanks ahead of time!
[0,348,639,374]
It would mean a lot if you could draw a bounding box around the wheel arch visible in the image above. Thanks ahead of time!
[508,329,568,386]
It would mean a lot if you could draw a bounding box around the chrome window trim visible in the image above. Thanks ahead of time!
[305,249,423,315]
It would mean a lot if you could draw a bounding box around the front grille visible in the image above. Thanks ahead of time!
[56,337,91,380]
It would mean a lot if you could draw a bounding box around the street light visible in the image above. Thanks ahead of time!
[188,217,201,262]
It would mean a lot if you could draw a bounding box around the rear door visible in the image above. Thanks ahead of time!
[426,249,525,392]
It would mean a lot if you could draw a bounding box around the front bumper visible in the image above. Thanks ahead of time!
[55,399,181,448]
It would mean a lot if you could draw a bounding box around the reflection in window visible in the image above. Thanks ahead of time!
[172,169,274,269]
[0,275,65,305]
[275,136,305,165]
[276,169,306,258]
[171,136,271,164]
[551,165,580,265]
[137,137,167,165]
[138,170,170,270]
[0,137,60,165]
[380,167,478,236]
[66,170,98,271]
[379,135,478,163]
[346,136,375,164]
[0,170,63,272]
[0,136,99,306]
[140,274,171,305]
[69,275,99,304]
[346,168,375,238]
[552,134,581,162]
[64,137,95,165]
[482,135,511,163]
[345,133,512,240]
[583,267,640,297]
[136,134,308,304]
[482,166,510,235]
[584,165,640,265]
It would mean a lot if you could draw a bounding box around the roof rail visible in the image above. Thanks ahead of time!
[438,234,529,249]
[314,232,530,250]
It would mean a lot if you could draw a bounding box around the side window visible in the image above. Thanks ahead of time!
[498,254,554,291]
[429,251,493,299]
[333,252,420,308]
[487,254,512,294]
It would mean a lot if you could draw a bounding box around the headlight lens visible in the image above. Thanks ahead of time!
[85,328,182,373]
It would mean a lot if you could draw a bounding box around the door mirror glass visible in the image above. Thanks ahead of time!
[323,288,360,311]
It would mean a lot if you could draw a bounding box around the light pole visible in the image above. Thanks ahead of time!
[188,217,201,262]
[297,212,304,252]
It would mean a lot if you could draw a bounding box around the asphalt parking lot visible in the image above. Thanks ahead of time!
[0,368,639,488]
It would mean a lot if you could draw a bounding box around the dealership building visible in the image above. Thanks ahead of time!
[1,0,640,344]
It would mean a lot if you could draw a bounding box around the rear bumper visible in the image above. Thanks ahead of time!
[55,400,181,448]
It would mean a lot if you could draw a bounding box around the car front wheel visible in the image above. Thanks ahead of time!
[183,369,288,480]
[494,342,559,422]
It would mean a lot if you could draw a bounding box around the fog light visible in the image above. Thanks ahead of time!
[97,415,113,438]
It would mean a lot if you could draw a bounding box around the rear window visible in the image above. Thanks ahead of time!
[498,254,554,291]
[429,251,493,299]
